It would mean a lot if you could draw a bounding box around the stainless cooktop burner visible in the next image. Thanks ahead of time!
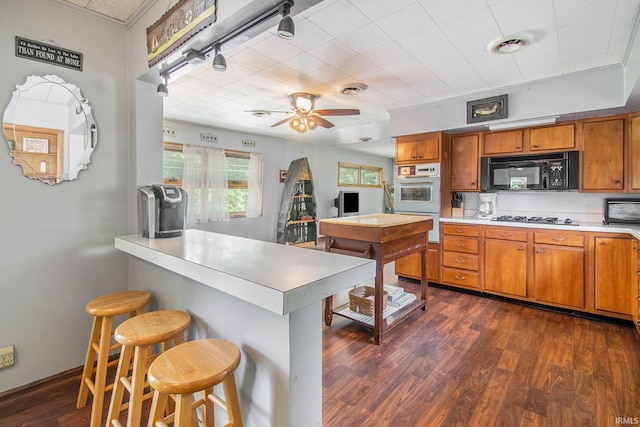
[493,215,578,226]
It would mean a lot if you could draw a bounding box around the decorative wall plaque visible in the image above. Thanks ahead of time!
[467,94,508,123]
[15,37,83,71]
[146,0,217,67]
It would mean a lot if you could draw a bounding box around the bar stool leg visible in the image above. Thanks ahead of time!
[202,386,215,427]
[106,343,134,426]
[127,344,151,427]
[175,394,192,427]
[76,315,102,408]
[221,376,243,427]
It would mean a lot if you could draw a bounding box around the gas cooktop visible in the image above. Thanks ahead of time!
[492,215,579,226]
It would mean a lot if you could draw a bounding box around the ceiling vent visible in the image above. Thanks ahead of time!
[339,83,368,95]
[487,33,533,54]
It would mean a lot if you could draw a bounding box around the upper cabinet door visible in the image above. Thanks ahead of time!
[451,133,479,191]
[396,132,441,164]
[529,124,575,151]
[630,115,640,191]
[582,118,624,191]
[482,130,523,155]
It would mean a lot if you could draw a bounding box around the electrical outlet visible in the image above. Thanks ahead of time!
[0,345,14,368]
[200,132,218,143]
[162,126,175,136]
[242,139,256,147]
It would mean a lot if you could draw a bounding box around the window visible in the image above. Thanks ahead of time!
[338,162,382,188]
[163,142,261,219]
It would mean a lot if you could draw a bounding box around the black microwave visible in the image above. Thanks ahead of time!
[604,198,640,224]
[480,151,579,191]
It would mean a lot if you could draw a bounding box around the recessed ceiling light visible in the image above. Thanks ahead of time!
[487,33,533,54]
[339,83,368,96]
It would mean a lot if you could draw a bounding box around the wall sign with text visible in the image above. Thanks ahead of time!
[15,37,83,71]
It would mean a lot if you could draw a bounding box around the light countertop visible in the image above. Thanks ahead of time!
[440,216,640,239]
[115,229,375,315]
[320,213,433,227]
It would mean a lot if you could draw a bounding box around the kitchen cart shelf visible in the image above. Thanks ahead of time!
[332,297,425,329]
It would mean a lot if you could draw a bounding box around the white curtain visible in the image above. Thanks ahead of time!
[183,145,229,223]
[246,152,263,218]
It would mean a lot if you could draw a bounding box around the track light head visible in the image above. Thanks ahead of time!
[212,44,226,71]
[278,4,295,39]
[157,76,168,97]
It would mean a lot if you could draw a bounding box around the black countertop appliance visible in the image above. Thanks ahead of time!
[138,185,187,238]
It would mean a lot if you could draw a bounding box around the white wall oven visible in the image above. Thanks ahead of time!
[394,163,440,241]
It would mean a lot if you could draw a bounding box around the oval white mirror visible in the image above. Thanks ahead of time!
[2,75,97,184]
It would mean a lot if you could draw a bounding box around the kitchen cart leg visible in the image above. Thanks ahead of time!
[324,296,333,326]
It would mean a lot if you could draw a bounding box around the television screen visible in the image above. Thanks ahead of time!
[343,192,359,214]
[335,191,359,217]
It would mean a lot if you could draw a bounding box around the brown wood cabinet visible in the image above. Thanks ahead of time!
[529,124,575,151]
[593,236,634,316]
[395,243,440,283]
[533,230,585,309]
[482,130,523,155]
[581,118,625,191]
[635,239,640,333]
[396,132,441,164]
[483,227,528,297]
[441,224,480,290]
[450,133,479,191]
[630,114,640,191]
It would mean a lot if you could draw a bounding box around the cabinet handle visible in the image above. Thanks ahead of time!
[517,246,525,251]
[454,259,466,263]
[516,146,521,149]
[454,275,466,280]
[551,236,565,242]
[455,229,465,233]
[536,249,544,253]
[532,144,538,148]
[455,243,465,247]
[599,241,606,246]
[499,232,512,237]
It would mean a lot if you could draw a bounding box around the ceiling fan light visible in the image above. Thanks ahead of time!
[307,118,318,130]
[298,122,307,133]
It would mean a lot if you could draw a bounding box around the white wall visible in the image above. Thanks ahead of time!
[163,119,394,242]
[0,0,130,392]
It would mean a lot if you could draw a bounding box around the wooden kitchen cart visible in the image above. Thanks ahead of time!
[319,214,433,344]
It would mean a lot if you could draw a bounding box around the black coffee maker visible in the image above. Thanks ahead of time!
[138,185,187,238]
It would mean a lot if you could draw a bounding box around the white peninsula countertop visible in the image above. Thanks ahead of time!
[115,229,375,315]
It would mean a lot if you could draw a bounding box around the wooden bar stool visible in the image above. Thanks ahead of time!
[147,338,243,427]
[106,309,191,427]
[77,290,151,427]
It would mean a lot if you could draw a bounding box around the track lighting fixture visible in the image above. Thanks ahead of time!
[156,0,295,96]
[212,44,226,72]
[156,76,168,97]
[277,3,295,40]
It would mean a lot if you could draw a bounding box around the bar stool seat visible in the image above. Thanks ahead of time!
[106,309,191,427]
[147,338,243,427]
[77,290,151,427]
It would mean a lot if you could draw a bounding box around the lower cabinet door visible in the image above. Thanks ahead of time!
[533,244,585,308]
[484,239,527,297]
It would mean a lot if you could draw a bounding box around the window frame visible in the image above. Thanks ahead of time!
[338,162,383,188]
[162,142,252,218]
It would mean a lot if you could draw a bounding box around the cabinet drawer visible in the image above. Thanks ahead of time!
[442,236,479,254]
[442,223,479,237]
[443,251,479,271]
[534,232,584,247]
[484,226,527,241]
[442,268,479,288]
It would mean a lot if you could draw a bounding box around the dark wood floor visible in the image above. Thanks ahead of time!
[1,283,639,426]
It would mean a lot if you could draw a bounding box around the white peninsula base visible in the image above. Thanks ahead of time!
[115,230,375,427]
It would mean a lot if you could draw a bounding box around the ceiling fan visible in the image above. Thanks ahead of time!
[246,92,360,133]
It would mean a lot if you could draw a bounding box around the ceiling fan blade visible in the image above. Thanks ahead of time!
[314,109,360,116]
[312,115,335,128]
[244,110,291,114]
[270,117,293,127]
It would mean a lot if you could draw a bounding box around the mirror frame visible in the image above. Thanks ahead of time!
[2,74,97,184]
